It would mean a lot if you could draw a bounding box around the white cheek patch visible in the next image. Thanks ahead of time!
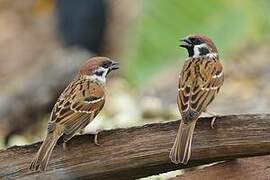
[193,43,208,57]
[193,43,217,58]
[85,67,108,83]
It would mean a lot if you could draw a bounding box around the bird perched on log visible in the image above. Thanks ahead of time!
[30,57,119,171]
[170,35,224,164]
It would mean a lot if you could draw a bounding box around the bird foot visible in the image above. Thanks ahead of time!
[204,110,217,129]
[80,129,101,146]
[210,116,216,129]
[94,133,100,146]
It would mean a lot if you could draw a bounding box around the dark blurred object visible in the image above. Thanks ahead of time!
[0,48,91,146]
[0,0,109,146]
[56,0,107,53]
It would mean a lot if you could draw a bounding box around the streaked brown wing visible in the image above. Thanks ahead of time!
[48,79,105,138]
[178,58,224,123]
[178,59,198,123]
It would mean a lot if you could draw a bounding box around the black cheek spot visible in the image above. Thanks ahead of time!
[199,47,210,56]
[95,71,104,76]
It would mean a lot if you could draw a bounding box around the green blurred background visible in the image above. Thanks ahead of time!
[125,0,270,85]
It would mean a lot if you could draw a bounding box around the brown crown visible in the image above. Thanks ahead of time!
[188,34,218,53]
[79,57,111,75]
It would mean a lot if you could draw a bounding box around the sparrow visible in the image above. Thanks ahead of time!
[169,35,224,164]
[30,57,119,171]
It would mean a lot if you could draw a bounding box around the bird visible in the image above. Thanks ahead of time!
[30,56,119,171]
[169,35,224,164]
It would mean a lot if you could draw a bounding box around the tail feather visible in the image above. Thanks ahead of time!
[30,133,59,171]
[169,120,197,164]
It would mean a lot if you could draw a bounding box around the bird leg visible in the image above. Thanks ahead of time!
[204,110,217,129]
[80,129,101,146]
[94,132,100,146]
[62,142,66,151]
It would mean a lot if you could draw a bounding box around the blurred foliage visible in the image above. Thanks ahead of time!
[124,0,270,86]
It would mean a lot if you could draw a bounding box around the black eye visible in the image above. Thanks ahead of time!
[102,61,111,68]
[190,38,201,45]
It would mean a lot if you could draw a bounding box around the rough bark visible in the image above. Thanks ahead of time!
[0,114,270,179]
[173,155,270,180]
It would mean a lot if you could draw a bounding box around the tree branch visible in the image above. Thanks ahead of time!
[0,114,270,179]
[172,155,270,180]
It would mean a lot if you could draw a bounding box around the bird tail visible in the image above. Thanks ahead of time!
[169,120,197,164]
[30,133,59,171]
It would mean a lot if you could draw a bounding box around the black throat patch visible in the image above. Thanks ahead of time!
[198,46,210,56]
[186,46,194,57]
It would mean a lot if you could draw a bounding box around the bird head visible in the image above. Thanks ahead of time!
[79,57,119,83]
[180,35,218,58]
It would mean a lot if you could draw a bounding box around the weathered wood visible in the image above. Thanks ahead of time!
[173,155,270,180]
[0,114,270,179]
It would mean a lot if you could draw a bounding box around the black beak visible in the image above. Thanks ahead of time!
[109,61,119,71]
[179,38,192,48]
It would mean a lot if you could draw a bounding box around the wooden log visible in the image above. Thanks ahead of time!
[173,155,270,180]
[0,114,270,179]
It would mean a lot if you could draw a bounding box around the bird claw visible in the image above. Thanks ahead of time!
[80,129,101,146]
[204,110,217,129]
[211,116,216,129]
[94,133,100,146]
